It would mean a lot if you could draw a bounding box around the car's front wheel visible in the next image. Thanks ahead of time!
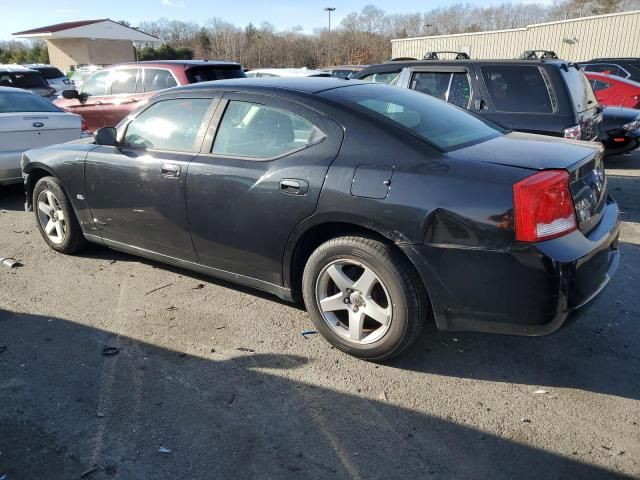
[302,235,427,360]
[33,176,86,254]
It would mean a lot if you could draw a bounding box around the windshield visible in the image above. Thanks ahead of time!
[186,66,246,83]
[0,91,62,113]
[562,66,598,113]
[35,67,65,80]
[323,84,502,151]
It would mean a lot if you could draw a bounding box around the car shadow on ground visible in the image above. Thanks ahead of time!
[0,309,632,479]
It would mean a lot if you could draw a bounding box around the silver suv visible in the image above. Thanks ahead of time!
[22,64,72,93]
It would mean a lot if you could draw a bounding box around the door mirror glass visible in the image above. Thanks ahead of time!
[95,127,118,146]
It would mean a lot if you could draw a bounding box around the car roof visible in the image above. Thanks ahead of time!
[247,68,329,77]
[164,77,361,95]
[118,60,241,68]
[0,64,40,73]
[368,59,566,69]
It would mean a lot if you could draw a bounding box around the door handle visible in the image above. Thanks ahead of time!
[161,163,181,177]
[280,178,308,195]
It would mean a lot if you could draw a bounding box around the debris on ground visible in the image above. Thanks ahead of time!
[97,412,105,418]
[166,306,178,311]
[145,283,173,295]
[0,257,22,268]
[534,389,549,394]
[158,447,171,454]
[80,466,99,478]
[215,326,226,330]
[192,283,205,289]
[102,346,120,356]
[236,347,255,352]
[378,391,388,401]
[0,346,6,354]
[300,329,318,338]
[521,418,532,423]
[227,392,237,405]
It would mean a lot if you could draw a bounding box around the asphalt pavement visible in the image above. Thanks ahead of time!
[1,152,639,479]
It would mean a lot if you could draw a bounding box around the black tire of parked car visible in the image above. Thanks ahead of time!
[33,176,86,254]
[302,235,427,360]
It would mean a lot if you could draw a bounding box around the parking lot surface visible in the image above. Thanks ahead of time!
[1,153,639,479]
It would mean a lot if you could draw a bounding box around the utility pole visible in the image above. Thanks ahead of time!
[257,34,262,68]
[324,7,335,67]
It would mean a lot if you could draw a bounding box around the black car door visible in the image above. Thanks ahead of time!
[84,96,218,261]
[186,92,344,286]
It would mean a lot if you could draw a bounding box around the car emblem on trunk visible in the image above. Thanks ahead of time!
[32,122,44,128]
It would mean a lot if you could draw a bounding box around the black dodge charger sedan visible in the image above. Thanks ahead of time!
[22,78,620,360]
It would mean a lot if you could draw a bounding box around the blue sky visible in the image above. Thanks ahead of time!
[2,0,538,40]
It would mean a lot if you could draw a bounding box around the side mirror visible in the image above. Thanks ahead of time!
[95,127,119,147]
[61,89,79,100]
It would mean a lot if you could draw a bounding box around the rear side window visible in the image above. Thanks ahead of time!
[410,71,471,108]
[0,91,61,113]
[110,69,140,95]
[186,66,246,83]
[561,67,598,113]
[143,69,178,92]
[212,101,325,159]
[482,65,555,113]
[359,71,401,85]
[36,67,65,80]
[124,98,212,152]
[324,84,501,151]
[81,71,110,96]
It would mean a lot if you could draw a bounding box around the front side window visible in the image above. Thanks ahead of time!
[124,98,212,152]
[110,69,140,95]
[81,71,110,97]
[482,65,555,113]
[410,71,471,108]
[359,71,401,85]
[212,101,325,158]
[322,84,501,151]
[143,69,178,92]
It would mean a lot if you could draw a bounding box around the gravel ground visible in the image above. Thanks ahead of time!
[1,152,639,479]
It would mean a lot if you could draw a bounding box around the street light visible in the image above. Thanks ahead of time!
[324,7,335,67]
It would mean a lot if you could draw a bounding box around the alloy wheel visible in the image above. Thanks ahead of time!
[36,189,66,245]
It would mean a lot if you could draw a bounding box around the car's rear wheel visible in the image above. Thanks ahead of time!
[302,235,426,360]
[33,176,86,254]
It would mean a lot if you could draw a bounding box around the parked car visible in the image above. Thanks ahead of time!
[579,58,640,83]
[585,71,640,108]
[23,79,619,360]
[69,65,103,91]
[22,64,72,93]
[246,68,331,78]
[0,65,56,98]
[352,56,602,142]
[0,87,83,185]
[600,106,640,156]
[55,60,246,132]
[321,65,368,79]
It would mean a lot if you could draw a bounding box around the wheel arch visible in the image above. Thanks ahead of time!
[24,164,59,210]
[284,215,430,308]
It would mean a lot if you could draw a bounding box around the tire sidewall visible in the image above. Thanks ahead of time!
[33,177,77,253]
[303,240,411,359]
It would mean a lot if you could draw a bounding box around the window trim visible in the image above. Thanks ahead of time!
[406,66,474,109]
[582,63,631,79]
[108,68,141,96]
[201,98,327,162]
[119,97,218,154]
[481,65,557,116]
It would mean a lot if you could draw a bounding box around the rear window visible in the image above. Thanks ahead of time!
[0,91,61,113]
[186,66,246,83]
[482,65,555,113]
[324,84,501,151]
[561,66,598,113]
[0,72,49,89]
[35,67,65,80]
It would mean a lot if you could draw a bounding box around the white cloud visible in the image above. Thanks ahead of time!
[161,0,185,7]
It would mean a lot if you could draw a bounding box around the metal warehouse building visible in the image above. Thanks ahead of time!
[391,10,640,61]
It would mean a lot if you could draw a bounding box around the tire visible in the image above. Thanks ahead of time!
[302,235,427,360]
[33,176,86,254]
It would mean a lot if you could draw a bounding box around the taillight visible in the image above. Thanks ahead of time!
[80,118,90,134]
[563,124,582,140]
[513,170,577,242]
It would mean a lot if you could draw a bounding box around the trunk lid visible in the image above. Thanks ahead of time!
[0,112,81,151]
[449,131,607,234]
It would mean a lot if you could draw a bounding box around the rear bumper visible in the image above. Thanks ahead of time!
[401,196,620,335]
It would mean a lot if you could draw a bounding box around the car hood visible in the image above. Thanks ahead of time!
[447,131,601,171]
